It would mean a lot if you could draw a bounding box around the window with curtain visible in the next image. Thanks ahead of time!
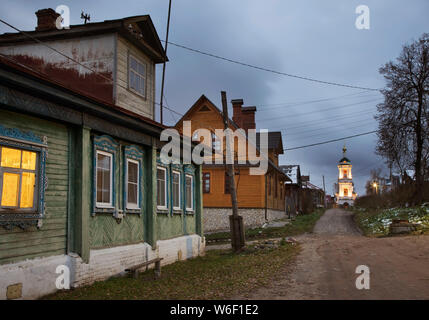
[126,159,139,209]
[96,150,113,207]
[172,170,181,210]
[185,174,193,211]
[157,167,167,209]
[0,146,37,210]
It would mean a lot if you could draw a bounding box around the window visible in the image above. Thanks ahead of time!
[343,170,347,179]
[211,132,221,154]
[225,172,231,194]
[185,175,193,211]
[172,170,181,210]
[129,54,146,97]
[96,151,113,207]
[157,167,167,209]
[0,147,37,210]
[344,188,349,197]
[203,172,210,193]
[126,159,139,209]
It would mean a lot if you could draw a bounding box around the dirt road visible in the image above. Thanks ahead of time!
[234,208,429,300]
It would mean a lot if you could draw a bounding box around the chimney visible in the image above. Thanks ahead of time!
[241,106,256,132]
[35,9,61,31]
[231,99,244,127]
[231,99,256,132]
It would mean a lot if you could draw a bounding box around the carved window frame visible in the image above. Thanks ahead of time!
[123,145,144,215]
[0,125,48,230]
[92,135,118,216]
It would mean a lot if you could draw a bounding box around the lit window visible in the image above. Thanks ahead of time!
[344,188,349,197]
[172,170,181,210]
[96,151,113,207]
[157,167,167,209]
[0,147,37,210]
[126,159,139,209]
[343,170,347,178]
[129,55,146,97]
[185,175,193,211]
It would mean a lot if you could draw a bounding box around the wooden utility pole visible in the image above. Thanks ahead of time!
[221,91,245,252]
[159,0,172,124]
[322,175,326,208]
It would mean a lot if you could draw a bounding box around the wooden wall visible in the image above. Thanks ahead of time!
[0,109,68,265]
[115,35,156,119]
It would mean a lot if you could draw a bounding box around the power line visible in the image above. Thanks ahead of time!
[257,98,381,122]
[258,91,380,110]
[284,130,377,151]
[164,40,381,91]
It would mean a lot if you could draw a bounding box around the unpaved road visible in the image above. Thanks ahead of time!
[234,208,429,300]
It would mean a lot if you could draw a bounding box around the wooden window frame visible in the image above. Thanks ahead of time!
[95,150,114,208]
[202,172,211,193]
[0,147,38,212]
[185,174,194,212]
[125,158,140,210]
[172,170,181,211]
[0,126,48,230]
[157,166,168,210]
[128,53,147,99]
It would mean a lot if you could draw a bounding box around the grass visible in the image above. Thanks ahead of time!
[353,204,429,237]
[42,243,300,300]
[206,209,325,244]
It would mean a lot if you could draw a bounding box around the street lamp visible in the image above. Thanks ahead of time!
[373,182,378,194]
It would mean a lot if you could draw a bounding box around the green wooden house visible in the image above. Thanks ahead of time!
[0,9,204,299]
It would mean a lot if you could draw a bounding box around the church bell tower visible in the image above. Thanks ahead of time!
[335,145,357,206]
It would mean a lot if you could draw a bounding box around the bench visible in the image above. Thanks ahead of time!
[125,258,163,279]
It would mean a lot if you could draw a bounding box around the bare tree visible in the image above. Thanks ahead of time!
[376,33,429,204]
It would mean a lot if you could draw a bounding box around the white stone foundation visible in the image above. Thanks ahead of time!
[0,234,205,300]
[204,208,286,232]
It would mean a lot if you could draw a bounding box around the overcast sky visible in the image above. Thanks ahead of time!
[1,0,428,195]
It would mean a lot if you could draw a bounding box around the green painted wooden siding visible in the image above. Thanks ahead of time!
[0,109,68,265]
[89,137,146,249]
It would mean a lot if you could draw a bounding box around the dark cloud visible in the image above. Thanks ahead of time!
[1,0,428,195]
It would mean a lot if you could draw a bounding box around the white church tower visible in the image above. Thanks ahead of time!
[335,145,357,206]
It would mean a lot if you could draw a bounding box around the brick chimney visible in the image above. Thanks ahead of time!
[231,99,244,126]
[35,9,61,31]
[231,99,256,132]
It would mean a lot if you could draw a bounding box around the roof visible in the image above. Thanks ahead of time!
[256,131,284,154]
[0,54,167,134]
[0,14,167,63]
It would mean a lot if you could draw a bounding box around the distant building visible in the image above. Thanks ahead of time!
[335,145,357,206]
[281,165,302,216]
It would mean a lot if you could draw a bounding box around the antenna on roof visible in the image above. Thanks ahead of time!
[81,11,90,24]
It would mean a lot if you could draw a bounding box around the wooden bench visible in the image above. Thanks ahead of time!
[125,258,163,279]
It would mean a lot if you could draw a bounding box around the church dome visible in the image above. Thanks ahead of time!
[339,157,351,164]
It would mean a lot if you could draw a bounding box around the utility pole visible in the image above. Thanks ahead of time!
[322,175,327,208]
[159,0,172,124]
[221,91,245,252]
